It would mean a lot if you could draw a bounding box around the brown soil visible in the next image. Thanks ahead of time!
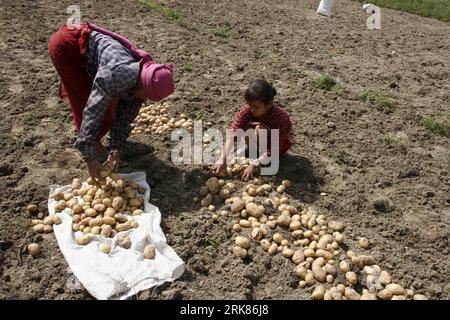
[0,0,449,300]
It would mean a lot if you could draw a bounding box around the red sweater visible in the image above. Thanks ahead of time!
[230,104,293,156]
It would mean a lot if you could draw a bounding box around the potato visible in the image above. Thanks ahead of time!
[114,213,128,223]
[358,237,370,249]
[205,177,220,194]
[385,283,405,296]
[101,244,111,254]
[260,239,271,251]
[71,179,82,190]
[344,287,361,300]
[311,285,325,300]
[235,236,251,249]
[377,289,393,300]
[118,236,132,249]
[239,219,251,228]
[27,243,40,257]
[130,221,139,229]
[104,207,116,217]
[73,204,83,214]
[281,239,289,247]
[333,231,344,244]
[72,223,80,232]
[129,198,143,207]
[276,185,286,193]
[116,222,131,232]
[245,203,265,218]
[76,234,92,245]
[282,247,294,258]
[266,220,277,229]
[55,200,66,213]
[268,243,278,255]
[91,226,101,235]
[208,205,216,212]
[360,292,377,300]
[276,214,291,227]
[80,217,93,226]
[304,248,315,258]
[89,217,103,227]
[251,228,262,240]
[83,226,91,234]
[346,271,357,285]
[380,270,392,285]
[100,225,112,237]
[199,186,209,197]
[102,216,115,226]
[143,244,156,259]
[233,245,247,259]
[324,263,336,275]
[112,197,124,210]
[292,250,305,264]
[309,241,318,250]
[295,265,308,279]
[289,220,302,231]
[85,208,97,218]
[312,257,326,282]
[272,233,283,244]
[31,219,42,226]
[317,234,333,249]
[232,224,241,232]
[413,294,428,300]
[326,275,334,284]
[304,273,315,286]
[219,189,231,199]
[93,203,106,213]
[43,216,54,225]
[53,214,62,225]
[53,191,64,201]
[27,204,38,214]
[328,221,344,232]
[406,289,414,298]
[323,290,333,300]
[315,249,333,261]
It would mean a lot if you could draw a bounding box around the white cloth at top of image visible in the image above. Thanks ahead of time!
[317,0,335,17]
[48,171,185,300]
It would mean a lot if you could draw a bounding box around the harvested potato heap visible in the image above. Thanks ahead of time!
[131,102,194,135]
[31,171,157,259]
[198,177,428,300]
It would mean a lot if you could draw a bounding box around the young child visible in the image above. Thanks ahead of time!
[212,79,293,180]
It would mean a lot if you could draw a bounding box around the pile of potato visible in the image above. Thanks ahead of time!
[197,173,428,300]
[131,102,194,135]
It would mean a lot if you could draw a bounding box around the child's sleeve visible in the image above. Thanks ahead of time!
[230,105,251,130]
[269,111,293,156]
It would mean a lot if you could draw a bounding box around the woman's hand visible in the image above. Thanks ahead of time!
[105,150,120,172]
[86,159,105,184]
[241,164,256,181]
[211,160,227,177]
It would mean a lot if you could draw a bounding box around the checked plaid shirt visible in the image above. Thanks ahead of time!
[230,104,293,156]
[74,31,144,160]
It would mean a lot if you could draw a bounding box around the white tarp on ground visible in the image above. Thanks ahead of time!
[48,171,185,300]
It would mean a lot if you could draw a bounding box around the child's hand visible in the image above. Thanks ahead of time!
[241,164,256,181]
[211,160,227,176]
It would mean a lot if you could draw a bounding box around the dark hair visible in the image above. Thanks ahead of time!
[244,79,277,104]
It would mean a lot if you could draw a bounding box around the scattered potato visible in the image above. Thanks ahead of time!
[118,236,131,249]
[27,243,40,257]
[143,244,156,259]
